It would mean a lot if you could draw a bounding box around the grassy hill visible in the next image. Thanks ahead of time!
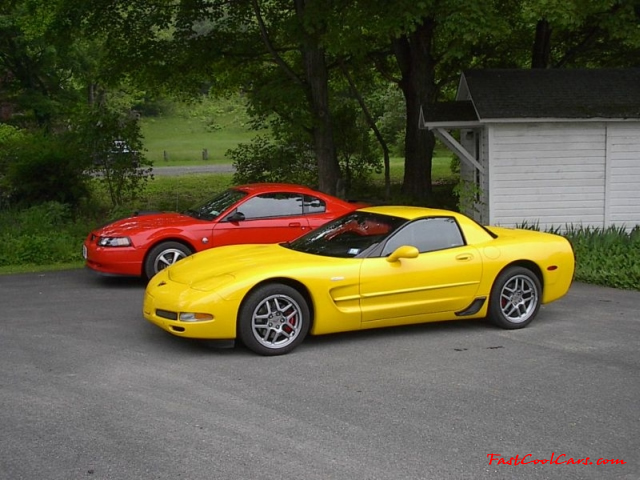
[140,96,258,165]
[140,97,456,182]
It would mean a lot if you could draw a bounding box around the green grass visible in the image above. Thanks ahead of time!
[140,97,457,184]
[373,156,455,183]
[141,116,257,165]
[141,97,261,165]
[0,262,84,275]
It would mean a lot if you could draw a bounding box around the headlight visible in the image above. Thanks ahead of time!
[179,312,214,322]
[98,236,132,247]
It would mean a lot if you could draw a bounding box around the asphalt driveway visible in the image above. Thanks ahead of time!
[0,270,638,480]
[151,164,234,176]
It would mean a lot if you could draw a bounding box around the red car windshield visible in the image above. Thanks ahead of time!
[185,189,247,221]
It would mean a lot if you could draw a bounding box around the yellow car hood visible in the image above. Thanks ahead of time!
[167,243,314,289]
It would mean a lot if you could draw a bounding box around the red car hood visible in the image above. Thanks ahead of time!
[96,213,202,235]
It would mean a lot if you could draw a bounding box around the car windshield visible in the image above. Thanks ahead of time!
[185,189,247,221]
[285,211,407,258]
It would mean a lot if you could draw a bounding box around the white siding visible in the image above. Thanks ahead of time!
[605,123,640,228]
[488,123,606,230]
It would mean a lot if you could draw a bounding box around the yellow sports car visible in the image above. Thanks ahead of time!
[143,206,575,356]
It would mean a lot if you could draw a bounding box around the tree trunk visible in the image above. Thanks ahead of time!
[295,0,341,196]
[393,17,437,201]
[531,19,552,69]
[303,46,341,195]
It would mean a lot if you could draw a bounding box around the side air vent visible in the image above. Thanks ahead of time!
[455,297,487,317]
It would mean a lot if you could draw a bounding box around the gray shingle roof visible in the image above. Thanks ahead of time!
[422,69,640,125]
[461,68,640,120]
[421,101,478,123]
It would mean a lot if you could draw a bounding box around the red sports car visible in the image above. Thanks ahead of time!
[83,183,363,278]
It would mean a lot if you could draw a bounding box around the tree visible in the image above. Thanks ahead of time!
[0,128,91,207]
[74,0,347,194]
[0,0,77,128]
[63,0,513,199]
[523,0,640,68]
[252,0,342,194]
[74,104,152,208]
[392,17,438,199]
[48,0,640,202]
[335,1,514,200]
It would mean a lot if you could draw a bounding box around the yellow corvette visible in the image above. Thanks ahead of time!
[143,206,575,355]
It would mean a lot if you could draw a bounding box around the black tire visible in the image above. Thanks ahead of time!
[144,241,192,279]
[488,266,542,329]
[238,284,311,356]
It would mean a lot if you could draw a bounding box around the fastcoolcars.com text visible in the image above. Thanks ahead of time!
[487,453,626,466]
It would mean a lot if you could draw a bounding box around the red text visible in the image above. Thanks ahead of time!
[487,453,626,466]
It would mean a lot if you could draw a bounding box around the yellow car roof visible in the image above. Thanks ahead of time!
[358,205,460,220]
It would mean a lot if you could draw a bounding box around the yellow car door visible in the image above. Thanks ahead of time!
[359,217,483,323]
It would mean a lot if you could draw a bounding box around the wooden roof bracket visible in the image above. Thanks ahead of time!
[430,127,485,174]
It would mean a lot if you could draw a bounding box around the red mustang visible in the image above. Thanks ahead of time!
[83,183,363,278]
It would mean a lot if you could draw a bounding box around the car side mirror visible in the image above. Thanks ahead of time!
[386,245,419,263]
[225,211,246,222]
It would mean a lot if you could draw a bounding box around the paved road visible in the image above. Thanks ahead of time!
[1,271,638,480]
[151,164,235,176]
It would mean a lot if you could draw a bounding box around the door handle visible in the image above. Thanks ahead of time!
[288,222,302,228]
[455,253,473,261]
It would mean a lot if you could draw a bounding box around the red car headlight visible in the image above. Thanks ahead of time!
[97,236,132,247]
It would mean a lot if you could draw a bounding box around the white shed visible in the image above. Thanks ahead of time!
[420,69,640,231]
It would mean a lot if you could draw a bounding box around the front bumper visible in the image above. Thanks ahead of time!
[83,237,144,276]
[143,288,237,340]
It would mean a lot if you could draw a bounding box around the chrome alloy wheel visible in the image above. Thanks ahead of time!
[499,274,539,324]
[250,294,304,349]
[154,248,188,272]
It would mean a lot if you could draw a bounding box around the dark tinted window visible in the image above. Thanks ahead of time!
[382,217,464,256]
[302,195,326,214]
[238,193,304,219]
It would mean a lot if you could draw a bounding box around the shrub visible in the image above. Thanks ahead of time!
[74,106,153,208]
[0,202,85,267]
[563,225,640,291]
[332,104,382,193]
[515,222,640,291]
[0,131,91,207]
[0,124,24,144]
[229,135,318,187]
